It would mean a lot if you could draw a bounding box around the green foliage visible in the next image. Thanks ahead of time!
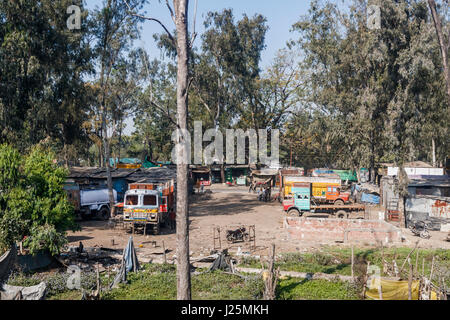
[277,278,359,300]
[7,270,97,297]
[286,0,448,170]
[0,0,92,160]
[0,144,21,189]
[101,265,264,300]
[239,246,450,283]
[0,145,77,255]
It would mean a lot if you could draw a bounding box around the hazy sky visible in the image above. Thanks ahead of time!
[84,0,312,134]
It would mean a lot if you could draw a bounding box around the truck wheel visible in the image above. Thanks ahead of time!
[334,200,344,206]
[336,210,347,219]
[154,223,160,235]
[288,209,301,217]
[98,207,110,220]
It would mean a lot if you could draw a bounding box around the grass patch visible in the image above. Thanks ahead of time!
[239,246,450,286]
[102,265,264,300]
[7,269,98,299]
[8,245,450,300]
[276,277,360,300]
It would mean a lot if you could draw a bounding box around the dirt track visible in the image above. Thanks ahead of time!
[66,184,450,260]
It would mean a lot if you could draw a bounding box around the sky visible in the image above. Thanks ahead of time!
[84,0,313,134]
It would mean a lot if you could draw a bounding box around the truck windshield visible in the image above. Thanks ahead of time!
[125,195,139,205]
[143,195,157,206]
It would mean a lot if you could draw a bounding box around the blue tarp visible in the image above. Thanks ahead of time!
[110,236,139,288]
[123,236,140,273]
[361,192,380,204]
[109,158,142,166]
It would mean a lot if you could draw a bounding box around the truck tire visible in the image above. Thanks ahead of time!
[98,207,110,221]
[287,208,301,217]
[334,199,344,206]
[336,210,347,219]
[154,223,160,235]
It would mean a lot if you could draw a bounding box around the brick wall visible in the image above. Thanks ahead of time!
[284,217,402,244]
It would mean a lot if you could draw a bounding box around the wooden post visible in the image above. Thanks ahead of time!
[351,246,354,279]
[408,261,413,300]
[362,261,370,299]
[422,257,425,276]
[96,263,101,299]
[253,225,256,251]
[399,241,419,275]
[163,240,167,264]
[263,243,279,300]
[430,256,435,280]
[414,249,419,276]
[378,280,383,300]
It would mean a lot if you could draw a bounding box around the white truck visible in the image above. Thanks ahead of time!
[65,184,117,220]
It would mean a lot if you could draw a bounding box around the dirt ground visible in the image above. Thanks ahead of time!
[66,184,450,261]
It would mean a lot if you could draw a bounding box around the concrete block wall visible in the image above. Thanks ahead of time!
[284,217,402,244]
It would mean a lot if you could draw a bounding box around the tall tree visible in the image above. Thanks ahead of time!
[427,0,450,106]
[92,0,145,216]
[290,0,448,174]
[0,0,92,160]
[125,0,192,300]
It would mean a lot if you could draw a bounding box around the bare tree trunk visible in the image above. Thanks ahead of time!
[428,0,450,106]
[100,0,115,218]
[101,101,116,218]
[432,137,436,167]
[174,0,191,300]
[100,69,115,218]
[118,113,123,163]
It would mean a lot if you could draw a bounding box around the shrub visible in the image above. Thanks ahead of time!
[0,144,78,255]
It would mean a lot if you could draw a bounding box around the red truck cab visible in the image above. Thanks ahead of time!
[325,186,350,205]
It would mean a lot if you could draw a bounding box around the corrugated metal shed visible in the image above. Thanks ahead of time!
[68,167,138,179]
[127,167,177,183]
[405,195,450,230]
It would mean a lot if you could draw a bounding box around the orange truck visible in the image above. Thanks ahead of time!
[122,180,175,234]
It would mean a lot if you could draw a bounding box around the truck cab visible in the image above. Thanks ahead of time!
[282,183,311,216]
[324,185,350,205]
[123,189,165,233]
[122,182,173,234]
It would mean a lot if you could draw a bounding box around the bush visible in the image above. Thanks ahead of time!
[0,144,78,255]
[45,271,97,296]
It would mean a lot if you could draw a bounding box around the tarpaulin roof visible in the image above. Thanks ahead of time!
[109,158,142,166]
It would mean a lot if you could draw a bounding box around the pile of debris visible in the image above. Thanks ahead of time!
[57,243,122,273]
[352,183,381,205]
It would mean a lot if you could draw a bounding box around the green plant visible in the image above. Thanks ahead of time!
[0,144,78,255]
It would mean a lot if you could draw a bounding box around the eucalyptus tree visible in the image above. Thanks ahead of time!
[124,0,193,300]
[0,0,92,161]
[91,0,145,215]
[291,0,448,177]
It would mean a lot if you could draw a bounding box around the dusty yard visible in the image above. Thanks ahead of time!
[66,184,450,262]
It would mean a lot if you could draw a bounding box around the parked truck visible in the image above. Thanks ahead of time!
[280,176,350,205]
[65,183,117,220]
[122,180,175,235]
[282,183,365,219]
